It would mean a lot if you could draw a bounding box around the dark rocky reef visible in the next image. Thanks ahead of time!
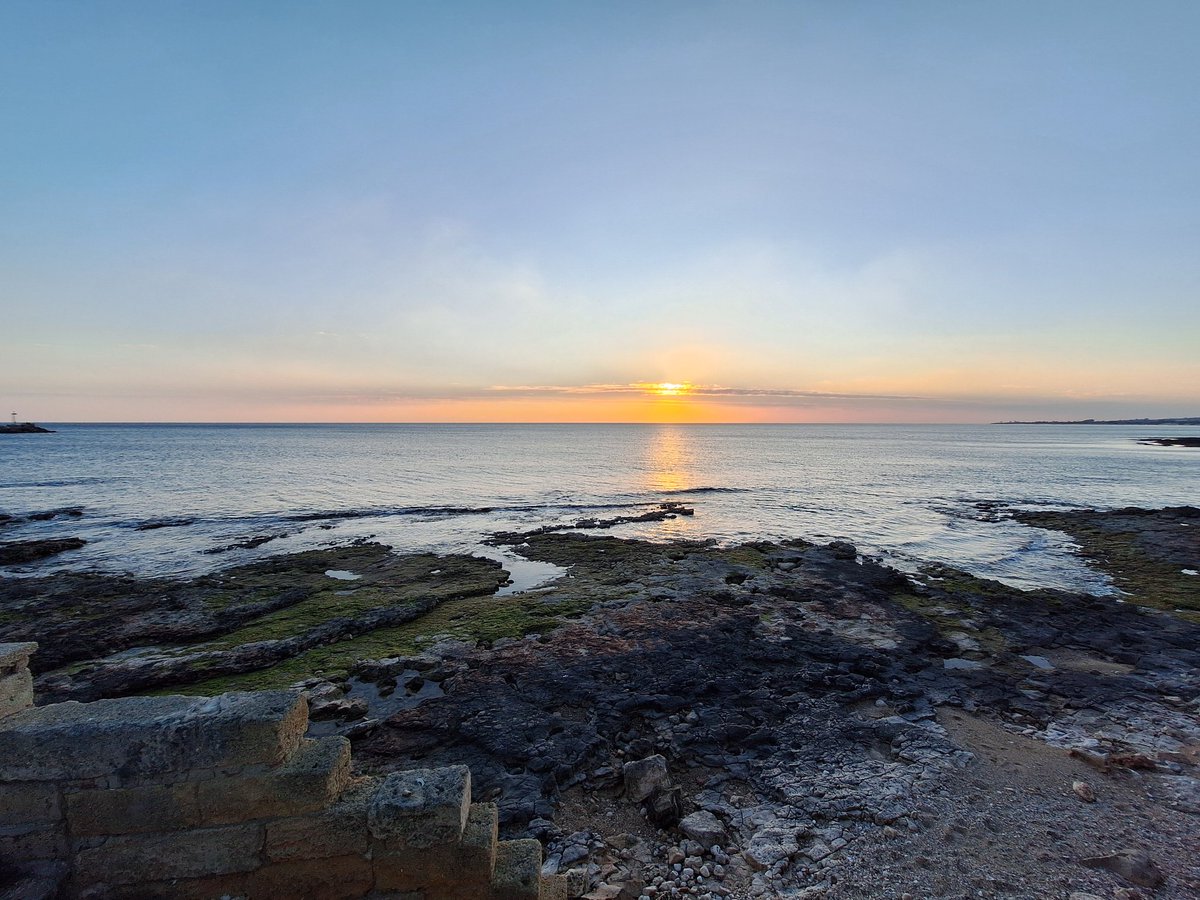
[996,417,1200,425]
[0,422,53,434]
[349,529,1200,897]
[1139,436,1200,447]
[488,501,694,544]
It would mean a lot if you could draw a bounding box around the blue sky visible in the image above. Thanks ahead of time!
[2,1,1197,421]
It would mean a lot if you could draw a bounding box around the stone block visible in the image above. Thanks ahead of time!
[196,735,351,824]
[0,669,34,719]
[66,736,350,837]
[460,801,498,873]
[264,779,376,862]
[492,839,543,900]
[73,823,262,885]
[66,781,197,837]
[371,840,467,893]
[372,802,497,890]
[539,873,570,900]
[0,691,307,783]
[241,853,374,900]
[0,860,66,900]
[86,873,252,900]
[0,823,68,861]
[0,781,61,828]
[0,642,38,673]
[367,766,469,850]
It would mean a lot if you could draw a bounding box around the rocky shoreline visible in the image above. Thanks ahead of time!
[1,508,1198,898]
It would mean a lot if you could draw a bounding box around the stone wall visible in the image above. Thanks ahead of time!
[0,644,568,900]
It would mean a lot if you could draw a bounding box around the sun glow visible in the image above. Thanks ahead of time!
[650,382,691,396]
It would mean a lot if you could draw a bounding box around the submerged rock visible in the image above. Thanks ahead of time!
[0,538,86,565]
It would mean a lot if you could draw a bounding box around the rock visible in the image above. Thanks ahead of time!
[804,839,832,861]
[679,810,726,847]
[942,658,985,670]
[1080,849,1165,887]
[0,538,86,565]
[1069,748,1110,771]
[561,844,589,865]
[623,755,670,802]
[343,717,380,738]
[743,827,799,871]
[1071,781,1096,803]
[1158,775,1200,814]
[826,541,857,560]
[646,786,684,827]
[307,683,368,722]
[1020,654,1055,670]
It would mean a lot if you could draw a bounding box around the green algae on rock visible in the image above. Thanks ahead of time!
[1012,506,1200,618]
[0,543,516,701]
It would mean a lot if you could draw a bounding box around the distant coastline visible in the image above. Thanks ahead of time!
[993,417,1200,425]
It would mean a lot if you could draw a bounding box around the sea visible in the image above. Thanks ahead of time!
[1,424,1197,594]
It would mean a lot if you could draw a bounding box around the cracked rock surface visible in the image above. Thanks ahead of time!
[355,521,1200,899]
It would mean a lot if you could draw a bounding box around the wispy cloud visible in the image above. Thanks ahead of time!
[484,383,929,403]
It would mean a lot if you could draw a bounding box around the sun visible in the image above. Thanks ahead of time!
[652,382,690,397]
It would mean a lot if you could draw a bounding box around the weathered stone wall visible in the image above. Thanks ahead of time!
[0,644,566,900]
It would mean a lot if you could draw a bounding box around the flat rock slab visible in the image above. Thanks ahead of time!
[0,690,306,782]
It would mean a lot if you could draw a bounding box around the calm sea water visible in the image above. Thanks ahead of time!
[1,424,1197,593]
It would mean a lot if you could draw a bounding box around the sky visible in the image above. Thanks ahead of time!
[2,1,1198,423]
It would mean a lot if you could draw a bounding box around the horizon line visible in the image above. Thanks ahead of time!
[18,419,1198,427]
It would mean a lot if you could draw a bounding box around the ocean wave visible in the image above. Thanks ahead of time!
[0,477,116,489]
[658,486,749,495]
[286,500,650,523]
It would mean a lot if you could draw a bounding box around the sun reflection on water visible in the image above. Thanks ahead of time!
[643,424,695,494]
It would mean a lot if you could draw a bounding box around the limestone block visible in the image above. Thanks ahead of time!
[66,735,350,837]
[0,781,61,828]
[0,823,68,861]
[0,642,38,673]
[93,874,252,900]
[491,838,543,900]
[240,854,374,900]
[371,840,468,893]
[367,766,470,849]
[196,735,351,824]
[460,801,498,873]
[539,873,570,900]
[0,690,307,783]
[0,861,66,900]
[264,779,376,862]
[73,823,263,885]
[371,803,497,894]
[66,781,197,838]
[0,669,34,719]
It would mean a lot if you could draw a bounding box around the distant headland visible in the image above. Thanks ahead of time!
[994,417,1200,425]
[0,422,54,434]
